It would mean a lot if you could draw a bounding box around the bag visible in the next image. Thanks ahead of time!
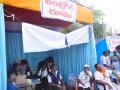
[15,75,28,85]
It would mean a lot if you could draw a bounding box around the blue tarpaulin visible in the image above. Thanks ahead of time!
[96,39,108,64]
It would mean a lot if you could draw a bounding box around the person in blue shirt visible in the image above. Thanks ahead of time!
[7,71,18,90]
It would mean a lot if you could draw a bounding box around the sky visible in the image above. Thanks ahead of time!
[78,0,120,31]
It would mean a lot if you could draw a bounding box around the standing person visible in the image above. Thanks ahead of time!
[78,64,94,90]
[116,45,120,64]
[7,71,18,90]
[111,50,120,70]
[94,64,120,90]
[48,64,66,90]
[116,45,120,55]
[107,50,111,66]
[100,51,113,69]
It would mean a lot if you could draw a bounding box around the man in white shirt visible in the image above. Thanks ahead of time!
[78,64,94,90]
[94,64,120,90]
[100,51,113,69]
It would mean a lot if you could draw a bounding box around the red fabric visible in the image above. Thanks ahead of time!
[4,5,72,28]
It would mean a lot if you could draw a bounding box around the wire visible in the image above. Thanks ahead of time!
[4,13,14,19]
[4,9,22,22]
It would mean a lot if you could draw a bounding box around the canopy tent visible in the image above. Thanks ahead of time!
[0,1,95,90]
[1,0,93,27]
[6,23,97,81]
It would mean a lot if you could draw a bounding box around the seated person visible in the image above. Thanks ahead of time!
[38,62,49,89]
[12,63,21,76]
[38,62,49,78]
[37,60,45,73]
[7,71,18,90]
[78,64,94,90]
[20,59,31,76]
[37,56,54,74]
[48,64,66,90]
[44,56,54,70]
[94,64,120,90]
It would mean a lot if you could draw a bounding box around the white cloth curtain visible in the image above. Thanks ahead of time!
[66,25,89,46]
[22,22,90,53]
[22,22,66,53]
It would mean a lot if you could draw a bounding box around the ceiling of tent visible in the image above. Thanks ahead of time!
[1,0,93,28]
[4,5,72,28]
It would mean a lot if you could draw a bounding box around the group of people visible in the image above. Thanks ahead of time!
[7,59,31,90]
[7,57,66,90]
[36,57,66,90]
[100,45,120,70]
[94,44,120,90]
[77,63,120,90]
[7,45,120,90]
[76,45,120,90]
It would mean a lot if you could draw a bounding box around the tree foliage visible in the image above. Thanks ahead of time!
[89,5,106,38]
[59,23,83,34]
[59,5,106,38]
[93,22,106,38]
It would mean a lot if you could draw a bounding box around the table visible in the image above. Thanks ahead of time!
[16,79,40,90]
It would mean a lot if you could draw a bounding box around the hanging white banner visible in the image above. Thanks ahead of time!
[41,0,76,22]
[22,23,90,53]
[106,36,120,51]
[22,22,66,53]
[66,25,89,46]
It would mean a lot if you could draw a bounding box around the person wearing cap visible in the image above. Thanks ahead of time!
[78,64,94,90]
